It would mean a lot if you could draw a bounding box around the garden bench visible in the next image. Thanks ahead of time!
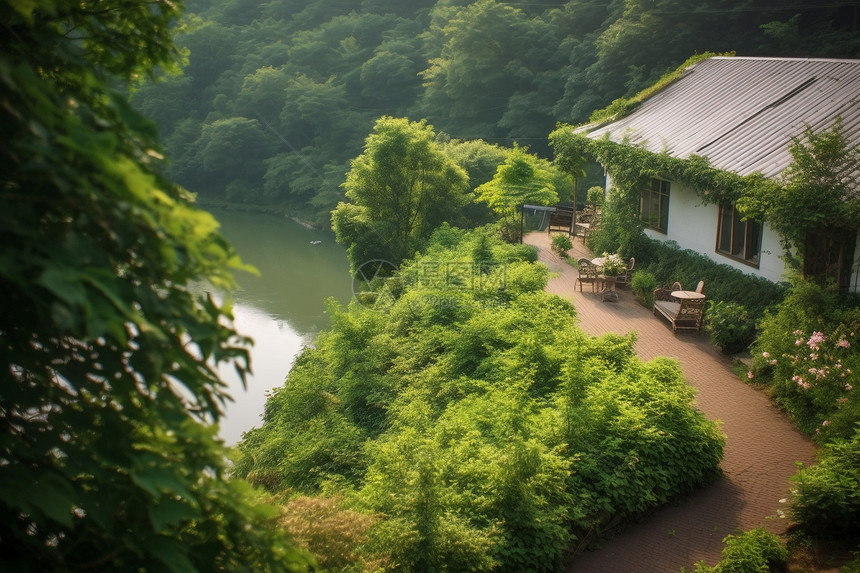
[653,286,705,334]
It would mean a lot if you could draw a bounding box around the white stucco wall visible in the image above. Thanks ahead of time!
[606,175,788,284]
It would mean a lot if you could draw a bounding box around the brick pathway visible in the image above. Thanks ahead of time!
[523,232,818,572]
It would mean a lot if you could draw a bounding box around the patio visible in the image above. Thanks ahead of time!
[524,231,817,572]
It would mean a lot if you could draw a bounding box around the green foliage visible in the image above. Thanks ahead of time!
[278,496,378,571]
[131,0,860,220]
[332,116,470,270]
[0,0,312,570]
[475,145,568,222]
[630,270,657,308]
[789,426,860,541]
[705,301,757,356]
[599,252,627,277]
[586,185,605,206]
[551,234,573,256]
[235,226,725,570]
[692,528,787,573]
[750,280,860,441]
[737,118,860,268]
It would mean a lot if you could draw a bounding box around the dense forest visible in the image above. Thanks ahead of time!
[132,0,860,225]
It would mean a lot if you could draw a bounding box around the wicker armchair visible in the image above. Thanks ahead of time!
[575,258,602,292]
[614,257,635,287]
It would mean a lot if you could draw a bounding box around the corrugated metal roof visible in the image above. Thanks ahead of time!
[583,57,860,182]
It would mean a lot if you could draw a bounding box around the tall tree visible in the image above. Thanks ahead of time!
[475,145,570,222]
[332,117,469,269]
[0,0,312,570]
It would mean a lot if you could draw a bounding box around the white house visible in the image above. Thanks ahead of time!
[582,56,860,294]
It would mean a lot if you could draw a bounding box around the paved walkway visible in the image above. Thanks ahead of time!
[522,232,818,572]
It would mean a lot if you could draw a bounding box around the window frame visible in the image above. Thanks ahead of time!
[715,203,763,268]
[639,178,670,233]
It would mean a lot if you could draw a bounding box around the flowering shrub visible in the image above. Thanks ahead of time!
[751,281,860,441]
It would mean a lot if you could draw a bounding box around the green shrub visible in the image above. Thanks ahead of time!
[587,185,605,206]
[693,528,787,572]
[635,238,787,319]
[551,233,573,256]
[630,270,657,308]
[705,301,756,355]
[790,426,860,541]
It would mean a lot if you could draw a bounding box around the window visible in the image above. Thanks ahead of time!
[639,179,670,232]
[716,204,762,266]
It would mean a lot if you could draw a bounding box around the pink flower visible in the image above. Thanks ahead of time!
[809,353,818,360]
[822,420,831,426]
[762,351,770,358]
[846,383,853,391]
[771,359,778,366]
[838,398,849,404]
[837,338,850,348]
[747,371,754,379]
[795,339,804,346]
[808,331,826,349]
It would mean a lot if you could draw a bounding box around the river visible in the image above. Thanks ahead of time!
[205,209,352,445]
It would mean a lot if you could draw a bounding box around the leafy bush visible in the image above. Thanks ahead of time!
[630,270,657,308]
[705,301,757,355]
[278,496,378,570]
[750,280,859,440]
[692,528,788,572]
[587,185,605,206]
[789,426,860,541]
[235,226,725,570]
[551,233,573,256]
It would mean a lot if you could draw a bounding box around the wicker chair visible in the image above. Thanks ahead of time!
[614,257,635,287]
[652,281,705,334]
[575,258,602,292]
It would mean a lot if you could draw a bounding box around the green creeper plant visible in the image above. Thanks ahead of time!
[0,0,312,570]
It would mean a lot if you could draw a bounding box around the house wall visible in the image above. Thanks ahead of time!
[606,175,788,283]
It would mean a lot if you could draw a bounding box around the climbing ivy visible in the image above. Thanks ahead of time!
[738,118,860,261]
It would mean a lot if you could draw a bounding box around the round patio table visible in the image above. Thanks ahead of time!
[672,290,705,300]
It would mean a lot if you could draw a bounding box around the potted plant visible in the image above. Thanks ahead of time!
[600,252,626,291]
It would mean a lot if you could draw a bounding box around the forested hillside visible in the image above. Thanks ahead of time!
[132,0,860,224]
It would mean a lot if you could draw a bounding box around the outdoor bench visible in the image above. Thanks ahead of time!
[653,287,705,334]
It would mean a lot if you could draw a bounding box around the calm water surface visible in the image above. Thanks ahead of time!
[206,209,352,445]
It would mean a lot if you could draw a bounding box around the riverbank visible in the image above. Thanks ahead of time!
[197,197,323,230]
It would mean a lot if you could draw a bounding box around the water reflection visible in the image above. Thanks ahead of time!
[205,208,352,444]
